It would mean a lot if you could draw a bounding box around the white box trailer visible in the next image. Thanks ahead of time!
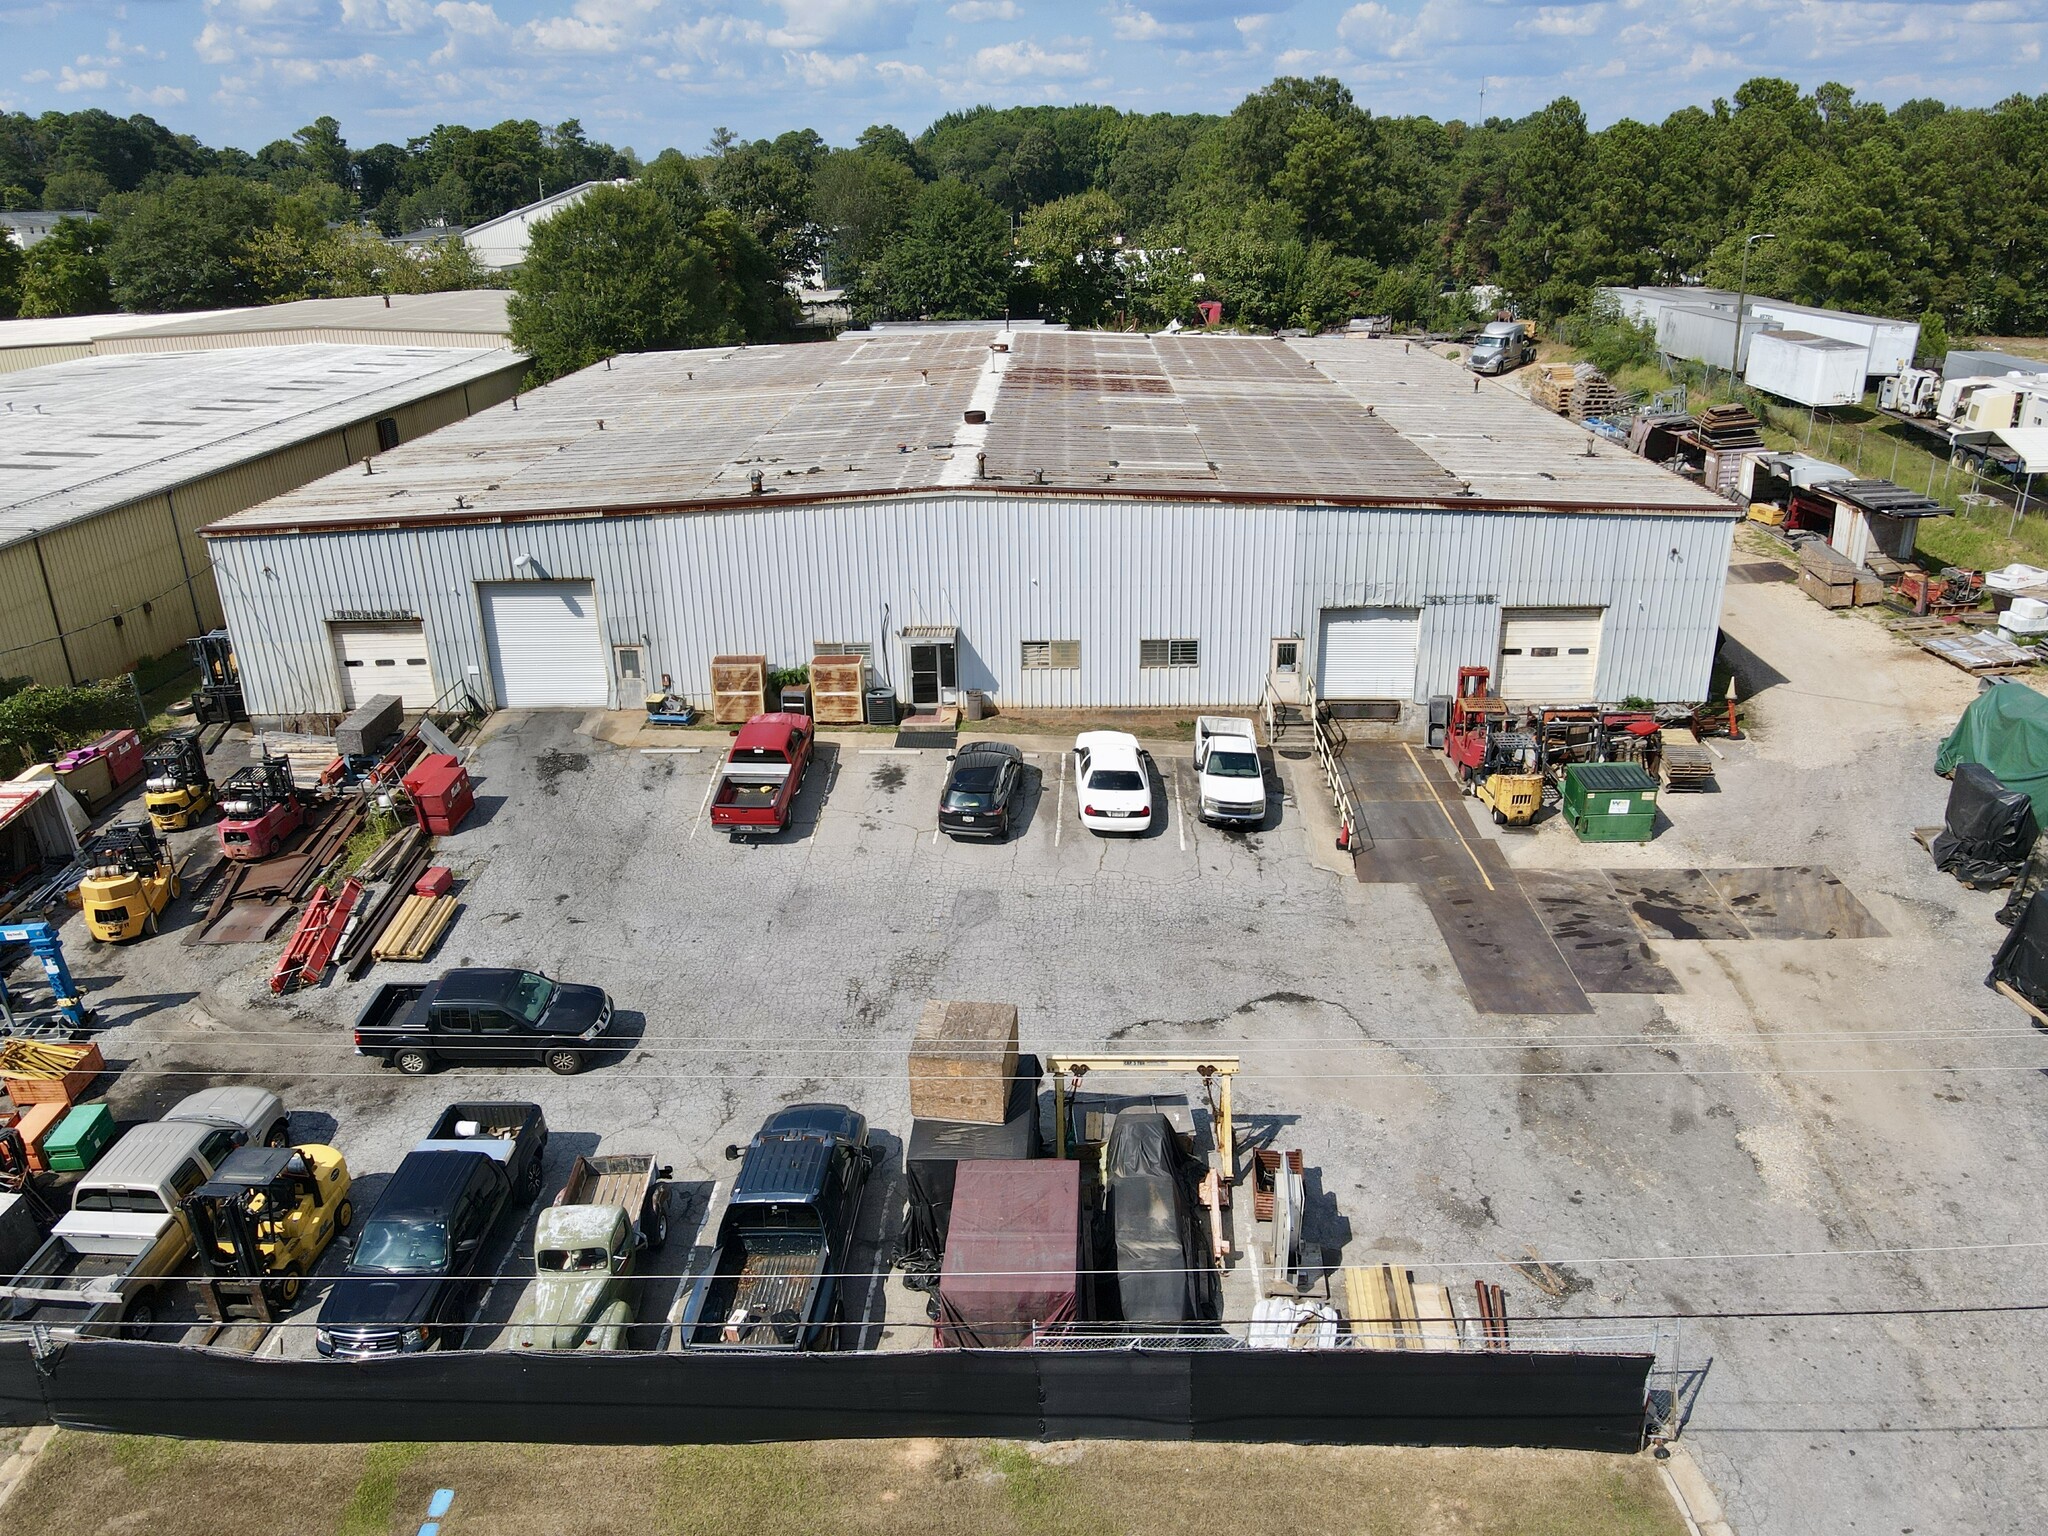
[1748,300,1919,379]
[1744,331,1866,408]
[1657,305,1776,371]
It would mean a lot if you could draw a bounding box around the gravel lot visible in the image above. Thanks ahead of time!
[27,547,2048,1535]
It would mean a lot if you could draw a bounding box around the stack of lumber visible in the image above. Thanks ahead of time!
[253,733,342,788]
[1565,363,1625,420]
[371,892,459,962]
[1526,364,1578,415]
[1797,541,1884,609]
[1342,1264,1462,1350]
[1693,403,1765,451]
[1658,728,1715,791]
[1,1040,103,1106]
[908,999,1019,1124]
[341,828,432,977]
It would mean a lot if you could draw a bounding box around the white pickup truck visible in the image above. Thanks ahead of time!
[1193,716,1268,827]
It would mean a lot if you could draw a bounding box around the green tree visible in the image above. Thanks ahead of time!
[867,178,1012,321]
[508,165,781,381]
[709,140,818,280]
[0,234,21,318]
[38,167,113,212]
[105,175,276,310]
[17,217,113,316]
[293,116,353,191]
[813,148,921,288]
[1018,189,1125,326]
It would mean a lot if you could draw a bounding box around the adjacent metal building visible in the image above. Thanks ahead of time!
[202,328,1737,732]
[1,344,526,688]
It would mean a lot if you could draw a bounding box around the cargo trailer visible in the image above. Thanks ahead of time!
[1744,331,1866,408]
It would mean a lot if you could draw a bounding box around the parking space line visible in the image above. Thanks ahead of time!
[639,746,702,754]
[1054,753,1066,846]
[689,766,718,841]
[1171,767,1187,851]
[858,748,921,755]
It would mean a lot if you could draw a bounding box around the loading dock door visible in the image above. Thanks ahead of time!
[1317,607,1420,699]
[479,581,608,708]
[332,621,435,711]
[1497,609,1603,701]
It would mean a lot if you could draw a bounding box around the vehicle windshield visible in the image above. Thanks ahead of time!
[1207,751,1262,779]
[1088,769,1146,793]
[1473,338,1504,355]
[352,1217,448,1273]
[537,1246,611,1273]
[512,973,556,1023]
[944,767,1002,812]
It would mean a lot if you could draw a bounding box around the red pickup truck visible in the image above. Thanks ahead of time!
[710,713,815,837]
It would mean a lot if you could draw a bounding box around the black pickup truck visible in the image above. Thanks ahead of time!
[315,1103,547,1359]
[354,968,615,1077]
[678,1104,877,1351]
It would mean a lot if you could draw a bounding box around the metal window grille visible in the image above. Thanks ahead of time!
[1022,640,1080,670]
[1141,638,1199,669]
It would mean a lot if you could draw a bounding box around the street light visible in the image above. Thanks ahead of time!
[1730,232,1776,381]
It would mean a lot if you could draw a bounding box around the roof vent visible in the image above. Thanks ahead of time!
[992,342,1009,354]
[976,451,987,479]
[749,469,765,495]
[964,409,987,425]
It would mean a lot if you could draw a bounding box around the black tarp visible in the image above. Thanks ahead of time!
[935,1160,1079,1348]
[1,1336,1653,1452]
[899,1058,1040,1289]
[1932,762,2038,888]
[1989,889,2048,1008]
[1104,1111,1220,1325]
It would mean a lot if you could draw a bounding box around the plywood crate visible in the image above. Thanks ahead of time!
[909,1000,1019,1124]
[710,655,768,724]
[1798,569,1855,609]
[810,653,868,725]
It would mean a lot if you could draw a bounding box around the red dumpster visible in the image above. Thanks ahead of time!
[401,753,474,836]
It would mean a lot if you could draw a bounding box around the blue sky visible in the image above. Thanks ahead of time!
[4,0,2044,156]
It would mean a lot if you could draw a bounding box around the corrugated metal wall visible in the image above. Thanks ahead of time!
[210,494,1736,719]
[0,344,94,376]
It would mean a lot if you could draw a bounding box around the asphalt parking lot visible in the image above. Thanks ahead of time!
[22,556,2048,1535]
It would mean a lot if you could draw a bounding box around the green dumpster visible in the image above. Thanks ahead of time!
[1561,762,1659,843]
[43,1102,115,1174]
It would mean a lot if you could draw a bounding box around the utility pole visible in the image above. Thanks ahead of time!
[1730,231,1776,384]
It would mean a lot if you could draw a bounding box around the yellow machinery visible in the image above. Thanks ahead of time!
[75,822,179,942]
[144,732,214,831]
[1476,772,1543,827]
[1046,1054,1240,1184]
[181,1144,353,1315]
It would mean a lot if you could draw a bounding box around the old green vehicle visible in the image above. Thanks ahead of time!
[505,1154,671,1352]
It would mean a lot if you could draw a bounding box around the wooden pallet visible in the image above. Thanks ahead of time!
[370,893,459,962]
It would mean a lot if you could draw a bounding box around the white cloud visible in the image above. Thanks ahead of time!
[784,48,866,85]
[128,82,188,106]
[339,0,433,32]
[1516,4,1603,39]
[971,38,1094,78]
[763,0,915,49]
[947,0,1017,18]
[55,64,109,91]
[1107,4,1194,41]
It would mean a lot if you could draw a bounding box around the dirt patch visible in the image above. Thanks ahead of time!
[533,748,591,795]
[16,1433,1684,1536]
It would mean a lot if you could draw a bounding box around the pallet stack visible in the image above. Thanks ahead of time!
[1527,364,1578,415]
[1658,728,1715,791]
[1565,363,1625,421]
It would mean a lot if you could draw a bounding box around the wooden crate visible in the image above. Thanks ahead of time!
[1798,569,1855,609]
[710,655,768,724]
[810,653,867,725]
[909,1000,1019,1124]
[2,1041,104,1108]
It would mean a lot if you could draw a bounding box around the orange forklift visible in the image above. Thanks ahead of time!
[1443,667,1542,827]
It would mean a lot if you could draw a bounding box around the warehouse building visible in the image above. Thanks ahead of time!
[1,344,527,688]
[200,328,1737,730]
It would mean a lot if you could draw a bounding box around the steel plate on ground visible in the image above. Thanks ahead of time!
[1519,871,1682,994]
[1701,866,1887,939]
[1604,869,1753,941]
[196,903,296,944]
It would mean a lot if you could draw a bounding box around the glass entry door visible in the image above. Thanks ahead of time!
[908,641,957,709]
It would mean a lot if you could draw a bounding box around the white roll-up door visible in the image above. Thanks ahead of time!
[1317,607,1420,698]
[331,621,436,711]
[1497,608,1604,701]
[480,581,608,708]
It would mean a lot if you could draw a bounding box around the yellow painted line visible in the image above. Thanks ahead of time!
[1402,742,1494,892]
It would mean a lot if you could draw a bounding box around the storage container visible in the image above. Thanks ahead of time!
[401,753,475,836]
[42,1101,115,1173]
[1561,762,1659,843]
[1743,330,1866,408]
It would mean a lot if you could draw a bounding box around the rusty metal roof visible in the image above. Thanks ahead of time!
[205,327,1733,538]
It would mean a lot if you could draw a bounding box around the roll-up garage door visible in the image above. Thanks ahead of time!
[479,581,608,708]
[332,621,436,711]
[1497,608,1604,702]
[1317,607,1420,699]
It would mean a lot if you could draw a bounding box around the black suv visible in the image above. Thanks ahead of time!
[938,742,1025,840]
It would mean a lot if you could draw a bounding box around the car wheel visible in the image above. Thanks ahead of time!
[268,1266,305,1309]
[266,837,280,857]
[525,1159,545,1196]
[123,1295,157,1341]
[334,1198,353,1232]
[264,1120,289,1149]
[545,1049,583,1076]
[395,1049,434,1076]
[648,1200,670,1249]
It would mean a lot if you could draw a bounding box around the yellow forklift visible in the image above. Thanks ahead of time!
[181,1144,353,1318]
[1470,729,1544,828]
[143,732,214,831]
[74,822,180,942]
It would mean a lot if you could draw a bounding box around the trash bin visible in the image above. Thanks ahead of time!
[780,685,811,715]
[1560,762,1659,843]
[1426,696,1451,750]
[963,690,989,722]
[864,687,899,726]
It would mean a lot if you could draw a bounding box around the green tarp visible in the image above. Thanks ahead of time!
[1936,684,2048,816]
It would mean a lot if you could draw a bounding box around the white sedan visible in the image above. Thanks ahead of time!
[1074,731,1154,834]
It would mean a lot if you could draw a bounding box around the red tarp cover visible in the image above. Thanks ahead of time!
[935,1159,1079,1348]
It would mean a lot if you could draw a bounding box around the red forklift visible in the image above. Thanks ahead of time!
[217,755,308,862]
[1444,667,1507,784]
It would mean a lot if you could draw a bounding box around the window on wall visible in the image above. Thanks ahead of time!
[1139,638,1199,669]
[1021,640,1080,670]
[614,645,646,684]
[375,417,401,452]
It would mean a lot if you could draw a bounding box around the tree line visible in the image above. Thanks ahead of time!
[3,80,2044,378]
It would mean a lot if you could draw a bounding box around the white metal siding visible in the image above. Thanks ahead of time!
[1497,609,1603,701]
[480,581,608,708]
[208,493,1736,720]
[331,621,436,710]
[1318,608,1420,697]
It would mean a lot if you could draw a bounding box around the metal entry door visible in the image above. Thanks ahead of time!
[908,642,956,708]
